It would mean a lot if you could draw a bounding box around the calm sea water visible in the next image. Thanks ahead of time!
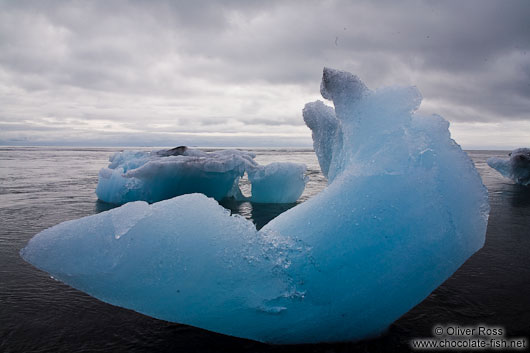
[0,147,529,352]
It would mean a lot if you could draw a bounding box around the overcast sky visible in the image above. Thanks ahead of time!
[1,0,529,148]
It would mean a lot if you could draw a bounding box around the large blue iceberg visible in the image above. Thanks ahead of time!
[487,148,530,186]
[96,147,307,204]
[21,68,489,344]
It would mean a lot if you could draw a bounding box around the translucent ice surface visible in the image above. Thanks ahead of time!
[248,162,307,203]
[96,147,306,204]
[487,148,530,186]
[22,68,489,344]
[303,101,342,181]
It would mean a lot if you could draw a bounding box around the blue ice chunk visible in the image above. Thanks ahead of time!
[21,68,489,344]
[487,148,530,186]
[96,148,306,204]
[248,162,307,203]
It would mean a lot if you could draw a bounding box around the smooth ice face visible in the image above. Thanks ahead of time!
[248,162,308,203]
[21,194,306,340]
[22,68,489,344]
[96,147,307,204]
[487,148,530,186]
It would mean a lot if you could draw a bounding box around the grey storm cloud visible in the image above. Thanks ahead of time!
[0,0,529,148]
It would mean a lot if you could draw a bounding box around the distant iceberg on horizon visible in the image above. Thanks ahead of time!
[487,148,530,186]
[21,68,489,344]
[96,146,307,204]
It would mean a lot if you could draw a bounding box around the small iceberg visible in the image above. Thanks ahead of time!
[96,146,307,204]
[487,148,530,186]
[21,68,489,344]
